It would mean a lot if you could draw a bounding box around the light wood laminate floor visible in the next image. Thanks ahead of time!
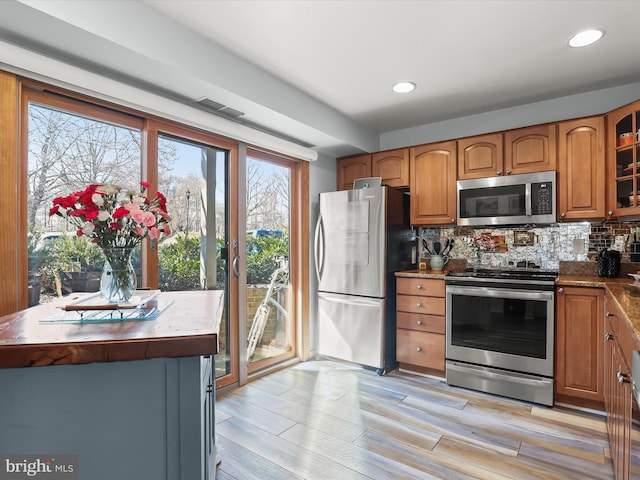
[215,360,613,480]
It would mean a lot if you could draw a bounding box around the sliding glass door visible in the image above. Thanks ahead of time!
[156,134,232,380]
[20,79,307,391]
[245,150,296,372]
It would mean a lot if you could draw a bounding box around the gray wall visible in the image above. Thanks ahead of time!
[380,81,640,150]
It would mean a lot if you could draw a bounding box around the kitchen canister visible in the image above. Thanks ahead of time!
[597,248,621,278]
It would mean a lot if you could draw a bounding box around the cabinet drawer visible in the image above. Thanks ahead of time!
[396,329,445,370]
[397,312,445,334]
[397,278,445,297]
[397,294,445,316]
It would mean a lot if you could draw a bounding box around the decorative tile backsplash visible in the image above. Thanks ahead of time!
[418,221,640,270]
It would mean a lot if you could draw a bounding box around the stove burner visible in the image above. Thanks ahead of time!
[446,266,558,284]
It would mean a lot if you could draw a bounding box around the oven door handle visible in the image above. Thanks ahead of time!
[447,361,552,387]
[446,285,553,301]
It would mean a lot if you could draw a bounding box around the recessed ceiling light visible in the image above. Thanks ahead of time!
[568,29,604,47]
[392,82,416,93]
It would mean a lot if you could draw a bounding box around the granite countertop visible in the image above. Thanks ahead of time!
[0,290,223,368]
[395,269,448,279]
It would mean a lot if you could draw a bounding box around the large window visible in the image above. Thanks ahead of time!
[11,76,308,389]
[25,92,145,302]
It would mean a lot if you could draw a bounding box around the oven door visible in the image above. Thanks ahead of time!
[446,284,554,377]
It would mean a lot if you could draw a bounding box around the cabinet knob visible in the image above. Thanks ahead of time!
[416,284,422,290]
[451,218,455,223]
[608,210,613,217]
[416,347,422,352]
[560,212,566,218]
[416,320,422,326]
[505,169,511,175]
[557,287,564,293]
[606,311,614,317]
[416,303,422,308]
[605,332,614,341]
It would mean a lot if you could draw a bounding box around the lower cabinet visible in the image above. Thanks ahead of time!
[0,356,216,480]
[555,286,604,409]
[396,277,446,376]
[604,291,639,480]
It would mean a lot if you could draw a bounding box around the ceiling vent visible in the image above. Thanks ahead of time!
[194,97,316,148]
[196,98,245,118]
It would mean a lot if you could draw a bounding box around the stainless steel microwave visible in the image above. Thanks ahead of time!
[457,170,556,226]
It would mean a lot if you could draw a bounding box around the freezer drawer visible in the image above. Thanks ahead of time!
[318,292,386,370]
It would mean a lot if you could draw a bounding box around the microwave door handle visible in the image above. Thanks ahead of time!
[525,183,532,216]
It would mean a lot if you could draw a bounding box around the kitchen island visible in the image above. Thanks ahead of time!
[0,290,222,480]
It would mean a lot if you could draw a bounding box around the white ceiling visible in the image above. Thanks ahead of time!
[2,0,640,157]
[141,0,640,132]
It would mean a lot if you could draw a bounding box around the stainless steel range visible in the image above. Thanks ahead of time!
[445,267,557,406]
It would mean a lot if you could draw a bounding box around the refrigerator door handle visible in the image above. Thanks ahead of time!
[314,214,325,282]
[319,293,381,307]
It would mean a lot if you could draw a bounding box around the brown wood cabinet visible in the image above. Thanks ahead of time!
[457,133,503,179]
[504,124,557,175]
[557,116,605,220]
[336,153,371,190]
[396,277,446,376]
[603,290,640,480]
[372,148,409,188]
[607,100,640,218]
[458,125,557,180]
[409,141,457,225]
[555,286,604,409]
[337,149,409,190]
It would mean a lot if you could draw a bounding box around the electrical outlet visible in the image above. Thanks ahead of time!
[572,238,585,254]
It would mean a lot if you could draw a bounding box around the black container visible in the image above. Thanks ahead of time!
[597,249,621,278]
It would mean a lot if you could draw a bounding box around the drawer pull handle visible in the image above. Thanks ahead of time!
[416,320,422,326]
[416,347,422,352]
[416,284,422,290]
[605,332,614,341]
[618,371,629,385]
[606,311,614,317]
[416,303,422,308]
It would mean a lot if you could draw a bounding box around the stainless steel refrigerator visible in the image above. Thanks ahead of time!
[314,185,412,374]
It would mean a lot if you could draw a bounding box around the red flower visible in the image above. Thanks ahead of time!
[155,191,167,211]
[112,206,129,219]
[49,181,171,249]
[84,206,99,221]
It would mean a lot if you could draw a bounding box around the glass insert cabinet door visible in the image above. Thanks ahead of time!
[612,108,640,210]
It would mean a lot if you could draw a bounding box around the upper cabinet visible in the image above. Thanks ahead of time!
[336,149,409,190]
[607,100,640,217]
[457,133,503,180]
[504,124,557,174]
[458,125,557,180]
[557,116,605,220]
[410,141,457,225]
[336,153,371,190]
[372,148,409,188]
